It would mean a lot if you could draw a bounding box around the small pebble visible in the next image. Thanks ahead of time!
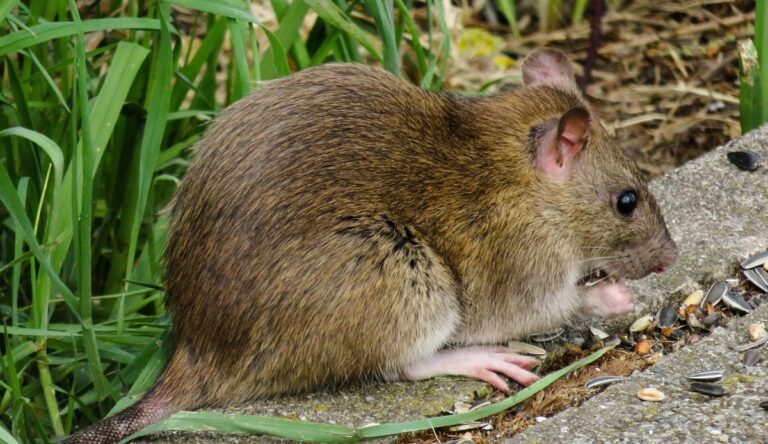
[727,150,762,171]
[637,387,665,402]
[748,322,767,341]
[742,349,762,366]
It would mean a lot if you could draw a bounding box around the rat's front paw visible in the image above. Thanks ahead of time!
[584,280,634,319]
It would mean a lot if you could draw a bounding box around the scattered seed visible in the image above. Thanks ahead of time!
[531,328,564,342]
[688,370,724,381]
[603,334,621,347]
[757,268,768,290]
[735,334,768,352]
[702,312,722,327]
[687,313,705,329]
[590,326,609,340]
[507,341,547,356]
[452,401,472,414]
[637,387,665,402]
[645,351,663,364]
[741,250,768,269]
[743,268,768,292]
[701,282,727,308]
[748,323,767,341]
[690,382,726,397]
[585,375,625,389]
[657,305,679,328]
[448,422,492,432]
[683,290,704,307]
[722,291,753,314]
[760,400,768,411]
[742,349,763,366]
[630,314,654,333]
[635,340,652,354]
[727,150,762,171]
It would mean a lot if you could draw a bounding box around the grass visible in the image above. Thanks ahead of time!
[739,0,767,133]
[0,1,453,441]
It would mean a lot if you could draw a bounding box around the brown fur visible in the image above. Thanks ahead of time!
[65,53,676,443]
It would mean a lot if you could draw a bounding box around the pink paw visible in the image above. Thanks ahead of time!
[401,346,540,392]
[585,280,634,319]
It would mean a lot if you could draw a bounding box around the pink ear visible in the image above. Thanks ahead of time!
[522,48,576,89]
[535,107,591,182]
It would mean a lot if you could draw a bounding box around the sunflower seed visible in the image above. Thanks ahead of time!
[741,250,768,269]
[603,334,621,347]
[687,313,705,329]
[531,328,564,342]
[748,323,767,341]
[701,282,727,308]
[742,349,763,366]
[744,268,768,292]
[735,334,768,352]
[507,341,547,356]
[760,400,768,411]
[447,422,492,432]
[630,314,654,333]
[690,382,726,397]
[585,375,625,389]
[683,290,704,307]
[688,370,724,381]
[657,306,679,328]
[722,291,753,313]
[727,150,762,171]
[637,387,665,402]
[590,326,609,340]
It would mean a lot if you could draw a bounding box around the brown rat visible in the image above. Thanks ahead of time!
[65,48,677,443]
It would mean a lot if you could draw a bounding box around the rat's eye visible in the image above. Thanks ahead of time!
[616,190,637,216]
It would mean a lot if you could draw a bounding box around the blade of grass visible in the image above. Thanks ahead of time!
[394,0,427,78]
[68,0,112,401]
[169,0,259,23]
[261,25,291,78]
[739,39,759,133]
[498,0,520,37]
[754,0,767,125]
[11,178,28,332]
[304,0,383,63]
[227,18,251,99]
[260,0,310,80]
[0,128,64,187]
[0,0,21,25]
[364,0,399,75]
[0,18,163,57]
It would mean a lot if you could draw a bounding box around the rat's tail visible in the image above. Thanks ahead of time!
[64,351,199,444]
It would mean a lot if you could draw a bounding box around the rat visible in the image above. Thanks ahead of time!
[65,48,677,443]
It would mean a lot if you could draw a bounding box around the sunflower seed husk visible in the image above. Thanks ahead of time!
[603,334,621,347]
[687,313,705,329]
[507,341,547,356]
[590,326,609,340]
[727,150,762,171]
[688,370,724,381]
[744,268,768,292]
[748,323,767,341]
[760,400,768,411]
[585,375,625,389]
[452,401,472,414]
[701,282,727,308]
[690,382,726,397]
[657,306,679,328]
[531,328,564,342]
[757,268,768,290]
[735,334,768,351]
[637,387,665,402]
[742,349,763,366]
[447,422,492,432]
[722,291,753,313]
[741,250,768,269]
[683,290,704,307]
[630,315,654,333]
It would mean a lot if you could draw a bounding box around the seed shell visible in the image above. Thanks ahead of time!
[630,315,654,333]
[657,306,679,328]
[760,400,768,411]
[722,291,753,314]
[590,326,609,340]
[742,349,763,366]
[743,268,768,292]
[507,341,547,356]
[688,370,724,381]
[682,290,704,307]
[637,387,665,402]
[735,334,768,352]
[727,150,762,171]
[741,250,768,269]
[690,382,726,397]
[447,422,492,432]
[701,282,727,308]
[585,375,625,389]
[603,334,621,347]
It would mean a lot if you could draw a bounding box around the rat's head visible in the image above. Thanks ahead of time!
[519,48,678,282]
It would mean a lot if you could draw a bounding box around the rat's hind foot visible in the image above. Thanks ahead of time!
[400,346,540,392]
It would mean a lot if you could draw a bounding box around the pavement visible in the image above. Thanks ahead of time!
[144,125,768,443]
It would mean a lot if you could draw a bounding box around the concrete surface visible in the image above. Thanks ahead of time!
[145,125,768,443]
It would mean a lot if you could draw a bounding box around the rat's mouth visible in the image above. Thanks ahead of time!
[578,269,616,287]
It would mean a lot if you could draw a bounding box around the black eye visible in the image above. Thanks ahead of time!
[616,190,637,216]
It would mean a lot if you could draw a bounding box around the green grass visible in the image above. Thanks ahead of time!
[0,1,452,441]
[739,0,768,133]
